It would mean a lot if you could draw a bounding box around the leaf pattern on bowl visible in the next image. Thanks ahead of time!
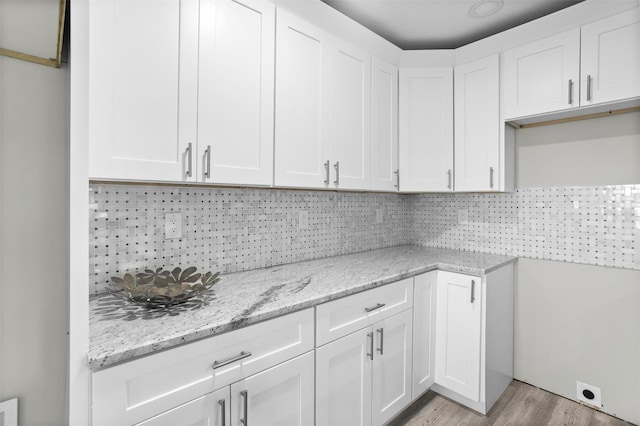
[109,267,220,308]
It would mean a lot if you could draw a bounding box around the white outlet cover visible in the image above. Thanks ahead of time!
[576,381,602,407]
[298,210,309,230]
[165,212,183,239]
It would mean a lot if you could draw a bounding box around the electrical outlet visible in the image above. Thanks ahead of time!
[165,212,182,239]
[457,209,468,224]
[298,210,309,230]
[376,209,384,224]
[576,381,602,407]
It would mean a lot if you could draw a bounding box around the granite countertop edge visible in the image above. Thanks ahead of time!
[89,245,517,371]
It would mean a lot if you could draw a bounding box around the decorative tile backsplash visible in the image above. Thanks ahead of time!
[89,184,640,294]
[407,185,640,270]
[89,185,407,294]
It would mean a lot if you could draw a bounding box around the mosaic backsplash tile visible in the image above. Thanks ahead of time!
[407,185,640,270]
[90,184,640,294]
[89,185,408,294]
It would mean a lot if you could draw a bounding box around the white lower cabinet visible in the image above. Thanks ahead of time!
[229,352,315,426]
[316,310,413,426]
[432,265,514,414]
[412,272,437,398]
[136,387,230,426]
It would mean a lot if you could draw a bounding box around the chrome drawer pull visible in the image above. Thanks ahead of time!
[212,351,252,369]
[185,142,193,177]
[394,169,399,189]
[334,161,340,187]
[364,302,386,313]
[204,145,212,179]
[377,328,384,355]
[324,160,330,185]
[470,280,475,304]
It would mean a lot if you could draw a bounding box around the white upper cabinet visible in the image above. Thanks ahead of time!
[326,41,372,190]
[503,28,580,119]
[580,8,640,106]
[89,0,199,182]
[274,10,331,189]
[398,68,454,192]
[370,57,399,192]
[274,11,372,190]
[198,0,275,186]
[455,55,500,192]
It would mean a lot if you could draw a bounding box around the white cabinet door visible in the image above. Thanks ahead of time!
[135,387,230,426]
[454,55,500,192]
[371,57,399,192]
[435,271,482,402]
[371,309,413,426]
[274,10,331,188]
[503,28,580,119]
[230,352,314,426]
[412,272,437,398]
[198,0,275,186]
[399,68,453,192]
[316,328,373,426]
[89,0,198,182]
[326,40,372,190]
[581,8,640,105]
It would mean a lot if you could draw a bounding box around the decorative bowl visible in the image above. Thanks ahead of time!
[109,267,220,308]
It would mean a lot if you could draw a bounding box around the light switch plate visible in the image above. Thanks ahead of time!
[457,209,468,224]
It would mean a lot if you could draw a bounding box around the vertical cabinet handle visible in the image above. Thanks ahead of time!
[240,390,248,425]
[447,169,452,190]
[218,400,226,426]
[470,280,475,303]
[587,75,592,101]
[377,328,384,355]
[568,79,573,105]
[204,145,211,179]
[334,161,340,187]
[394,169,400,189]
[185,142,193,177]
[367,332,374,360]
[489,167,494,189]
[323,160,330,186]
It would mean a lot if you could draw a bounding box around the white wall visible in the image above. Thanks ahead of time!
[0,55,69,425]
[513,112,640,424]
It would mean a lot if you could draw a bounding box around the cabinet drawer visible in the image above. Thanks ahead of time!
[92,308,314,426]
[316,278,413,346]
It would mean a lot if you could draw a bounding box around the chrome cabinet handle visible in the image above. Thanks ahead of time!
[489,167,494,189]
[394,169,399,189]
[186,142,193,177]
[587,75,592,101]
[447,169,452,190]
[367,332,374,360]
[334,161,340,187]
[204,145,211,179]
[365,302,385,313]
[219,400,226,426]
[470,280,475,303]
[377,328,384,355]
[568,79,573,105]
[324,160,330,186]
[240,390,248,425]
[212,351,252,369]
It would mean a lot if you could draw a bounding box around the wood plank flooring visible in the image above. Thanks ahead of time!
[389,380,631,425]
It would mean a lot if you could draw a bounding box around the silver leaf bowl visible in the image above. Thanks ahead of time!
[109,267,220,308]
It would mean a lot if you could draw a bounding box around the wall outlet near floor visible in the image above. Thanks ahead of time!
[576,381,602,407]
[457,209,468,224]
[165,212,183,239]
[298,210,309,230]
[376,209,384,224]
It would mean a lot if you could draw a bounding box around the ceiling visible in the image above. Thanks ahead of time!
[320,0,585,49]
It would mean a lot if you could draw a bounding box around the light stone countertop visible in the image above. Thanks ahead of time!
[89,245,517,371]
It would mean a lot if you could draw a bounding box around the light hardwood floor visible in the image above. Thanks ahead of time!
[389,380,631,425]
